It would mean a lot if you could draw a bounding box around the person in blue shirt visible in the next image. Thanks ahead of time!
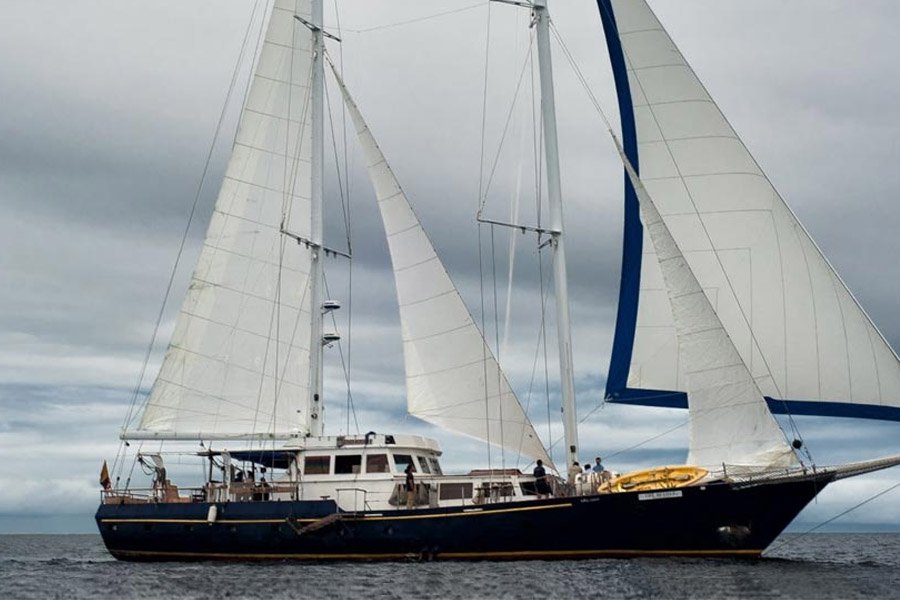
[592,457,605,474]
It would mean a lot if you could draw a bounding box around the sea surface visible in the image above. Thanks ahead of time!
[1,533,899,599]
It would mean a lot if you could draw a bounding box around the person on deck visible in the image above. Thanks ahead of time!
[592,457,605,474]
[533,459,551,499]
[404,464,415,509]
[567,461,582,488]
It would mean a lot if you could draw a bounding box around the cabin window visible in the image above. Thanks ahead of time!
[393,454,416,473]
[439,482,473,501]
[366,454,389,474]
[429,458,443,475]
[335,455,362,474]
[304,455,331,475]
[417,456,432,474]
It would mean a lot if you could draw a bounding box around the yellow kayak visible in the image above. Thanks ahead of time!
[601,465,708,494]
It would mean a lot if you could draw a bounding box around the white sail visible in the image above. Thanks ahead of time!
[134,0,315,439]
[619,151,798,471]
[331,66,552,467]
[601,0,900,416]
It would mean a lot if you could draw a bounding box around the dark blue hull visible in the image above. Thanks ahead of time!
[96,474,832,560]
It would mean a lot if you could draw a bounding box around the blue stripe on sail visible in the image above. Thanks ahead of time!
[597,0,643,401]
[612,388,687,408]
[764,398,900,421]
[612,387,900,422]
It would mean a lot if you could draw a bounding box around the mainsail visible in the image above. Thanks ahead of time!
[133,0,315,439]
[598,0,900,419]
[332,66,552,466]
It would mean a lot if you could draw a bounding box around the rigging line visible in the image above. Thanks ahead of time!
[478,34,536,215]
[477,223,493,475]
[531,37,543,229]
[476,0,493,212]
[502,0,523,372]
[332,0,354,436]
[765,479,900,556]
[115,0,265,464]
[514,241,556,467]
[323,273,360,435]
[324,68,351,253]
[476,0,493,478]
[341,2,484,34]
[538,237,553,465]
[490,224,506,471]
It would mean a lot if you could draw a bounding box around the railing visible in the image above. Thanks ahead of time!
[101,481,300,505]
[101,486,205,505]
[335,487,370,512]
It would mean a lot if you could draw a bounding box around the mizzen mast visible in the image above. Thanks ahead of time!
[533,0,579,470]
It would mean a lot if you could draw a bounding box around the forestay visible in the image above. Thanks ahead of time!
[133,0,315,439]
[599,0,900,417]
[332,66,553,467]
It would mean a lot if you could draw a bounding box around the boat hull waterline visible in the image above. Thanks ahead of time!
[96,474,830,561]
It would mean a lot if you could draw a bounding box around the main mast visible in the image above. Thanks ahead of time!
[533,0,579,470]
[307,0,325,436]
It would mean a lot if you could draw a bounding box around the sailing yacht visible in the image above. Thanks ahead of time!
[96,0,900,560]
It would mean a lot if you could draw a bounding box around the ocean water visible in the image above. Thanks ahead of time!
[1,534,899,599]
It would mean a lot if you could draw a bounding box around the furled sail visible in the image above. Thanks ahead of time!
[619,145,798,471]
[598,0,900,419]
[331,65,552,466]
[132,0,315,439]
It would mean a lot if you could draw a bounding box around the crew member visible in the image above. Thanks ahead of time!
[567,461,582,488]
[533,459,551,499]
[404,464,416,509]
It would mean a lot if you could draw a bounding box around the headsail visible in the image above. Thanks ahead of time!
[598,0,900,419]
[618,145,798,471]
[331,65,552,467]
[131,0,315,439]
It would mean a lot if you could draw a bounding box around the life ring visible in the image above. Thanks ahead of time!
[601,465,708,493]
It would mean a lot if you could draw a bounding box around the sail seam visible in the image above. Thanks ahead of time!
[630,63,688,72]
[234,139,308,160]
[407,356,492,378]
[403,322,472,343]
[244,106,310,125]
[399,288,456,308]
[165,341,311,380]
[618,26,665,36]
[641,171,765,182]
[633,99,717,109]
[198,243,312,274]
[178,307,312,344]
[394,254,439,273]
[252,72,310,89]
[645,134,740,143]
[386,223,421,239]
[146,381,289,417]
[212,208,307,234]
[223,174,311,198]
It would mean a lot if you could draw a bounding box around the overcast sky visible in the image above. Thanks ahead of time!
[1,0,898,534]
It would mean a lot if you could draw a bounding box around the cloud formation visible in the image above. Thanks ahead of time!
[1,0,898,533]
